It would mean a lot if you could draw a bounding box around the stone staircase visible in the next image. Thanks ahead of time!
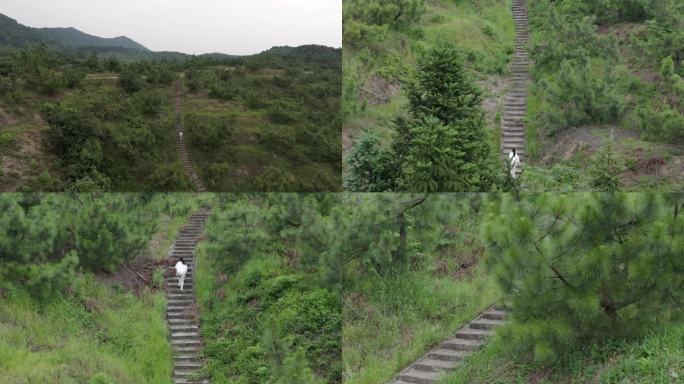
[165,209,211,384]
[175,79,207,192]
[501,0,531,179]
[389,306,509,384]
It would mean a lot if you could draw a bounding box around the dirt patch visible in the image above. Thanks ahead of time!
[95,256,170,294]
[0,107,18,127]
[479,75,510,128]
[95,215,178,294]
[540,125,638,164]
[231,133,258,146]
[0,113,52,191]
[541,125,684,186]
[363,75,401,105]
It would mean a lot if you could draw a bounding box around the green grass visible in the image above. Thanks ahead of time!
[0,275,172,384]
[343,212,501,384]
[442,322,684,383]
[343,268,499,384]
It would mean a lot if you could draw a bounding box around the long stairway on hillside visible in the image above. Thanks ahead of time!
[175,79,207,192]
[502,0,531,179]
[165,209,211,384]
[389,306,509,384]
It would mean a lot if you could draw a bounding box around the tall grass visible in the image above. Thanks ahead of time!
[443,322,684,383]
[0,275,172,384]
[343,211,501,384]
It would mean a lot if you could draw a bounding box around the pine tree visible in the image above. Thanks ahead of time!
[393,43,496,191]
[589,134,623,191]
[482,193,684,362]
[344,131,396,191]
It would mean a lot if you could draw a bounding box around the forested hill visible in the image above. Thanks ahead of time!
[35,27,149,51]
[0,13,49,47]
[0,13,148,51]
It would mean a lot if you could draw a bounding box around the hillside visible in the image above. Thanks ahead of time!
[0,13,49,47]
[517,0,684,191]
[36,27,149,51]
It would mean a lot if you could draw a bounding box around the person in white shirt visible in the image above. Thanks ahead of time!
[174,257,188,291]
[509,148,521,179]
[179,131,184,142]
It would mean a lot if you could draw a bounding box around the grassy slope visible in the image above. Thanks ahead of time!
[343,214,500,384]
[443,322,684,383]
[181,74,340,192]
[522,14,684,191]
[0,88,64,191]
[194,210,341,383]
[342,0,514,174]
[0,275,172,384]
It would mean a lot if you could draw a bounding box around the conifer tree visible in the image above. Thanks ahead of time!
[482,193,684,362]
[347,43,497,191]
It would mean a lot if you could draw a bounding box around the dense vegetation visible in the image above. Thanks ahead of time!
[0,43,341,191]
[195,195,342,383]
[520,0,684,190]
[182,46,342,191]
[440,193,684,383]
[0,193,200,383]
[343,0,516,191]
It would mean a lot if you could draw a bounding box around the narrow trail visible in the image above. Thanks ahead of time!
[389,306,509,384]
[175,79,207,192]
[501,0,530,178]
[165,209,211,384]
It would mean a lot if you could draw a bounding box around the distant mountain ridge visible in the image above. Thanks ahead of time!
[35,27,149,51]
[0,13,148,52]
[0,12,338,60]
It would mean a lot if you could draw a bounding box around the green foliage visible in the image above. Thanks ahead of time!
[635,105,684,143]
[589,136,623,191]
[0,194,185,293]
[119,68,142,93]
[482,193,684,363]
[536,60,625,134]
[185,112,233,151]
[347,43,497,191]
[343,0,425,46]
[344,132,395,192]
[184,48,341,191]
[196,196,342,383]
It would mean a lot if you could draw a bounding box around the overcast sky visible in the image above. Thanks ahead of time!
[1,0,341,55]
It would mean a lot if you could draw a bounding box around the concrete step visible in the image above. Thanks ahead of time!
[170,325,199,333]
[171,339,202,346]
[173,345,202,353]
[470,318,506,330]
[167,312,196,319]
[175,361,204,370]
[171,332,200,340]
[174,379,208,384]
[441,337,484,351]
[426,348,469,362]
[455,328,493,340]
[399,368,441,384]
[175,355,203,362]
[412,357,458,372]
[483,309,509,321]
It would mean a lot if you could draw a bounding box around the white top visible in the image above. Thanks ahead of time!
[509,152,520,166]
[175,261,188,275]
